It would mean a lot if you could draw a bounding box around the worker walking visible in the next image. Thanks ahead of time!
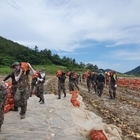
[57,71,66,99]
[109,71,118,99]
[96,71,105,97]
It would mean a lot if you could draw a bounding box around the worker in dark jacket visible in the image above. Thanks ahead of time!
[96,71,105,97]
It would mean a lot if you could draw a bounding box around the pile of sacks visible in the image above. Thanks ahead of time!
[70,90,80,107]
[4,82,14,113]
[89,129,107,140]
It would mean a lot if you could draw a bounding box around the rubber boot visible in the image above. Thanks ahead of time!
[30,92,32,97]
[20,113,26,119]
[57,95,61,99]
[109,90,113,99]
[40,99,45,104]
[40,101,45,104]
[13,106,18,111]
[39,98,42,102]
[64,93,66,97]
[113,91,116,99]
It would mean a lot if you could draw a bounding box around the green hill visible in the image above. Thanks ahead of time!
[0,36,99,74]
[125,65,140,75]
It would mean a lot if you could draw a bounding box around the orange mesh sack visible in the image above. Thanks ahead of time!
[32,70,40,78]
[20,62,30,73]
[4,82,14,113]
[89,129,107,140]
[56,70,62,77]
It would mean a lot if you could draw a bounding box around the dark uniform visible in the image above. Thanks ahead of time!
[109,71,117,99]
[79,74,82,83]
[57,72,66,99]
[82,73,85,82]
[13,62,30,119]
[68,72,79,91]
[0,81,8,131]
[86,71,92,93]
[34,70,46,104]
[30,75,37,97]
[73,73,80,91]
[3,70,18,111]
[30,71,40,97]
[96,73,105,97]
[91,72,97,94]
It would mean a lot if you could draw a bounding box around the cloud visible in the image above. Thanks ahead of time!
[105,48,140,60]
[0,0,140,52]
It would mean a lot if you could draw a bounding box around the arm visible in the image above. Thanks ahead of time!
[27,63,36,75]
[37,77,44,82]
[15,69,23,82]
[3,72,13,81]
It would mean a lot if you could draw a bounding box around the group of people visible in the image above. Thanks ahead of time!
[85,70,118,99]
[0,65,117,132]
[56,70,118,100]
[56,70,80,99]
[0,62,46,131]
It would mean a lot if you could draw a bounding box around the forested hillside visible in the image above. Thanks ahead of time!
[125,65,140,75]
[0,36,98,71]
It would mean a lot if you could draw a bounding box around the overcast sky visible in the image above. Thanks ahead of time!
[0,0,140,73]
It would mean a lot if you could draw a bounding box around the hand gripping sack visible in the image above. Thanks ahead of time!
[20,62,30,74]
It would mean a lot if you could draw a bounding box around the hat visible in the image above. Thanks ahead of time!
[11,62,20,68]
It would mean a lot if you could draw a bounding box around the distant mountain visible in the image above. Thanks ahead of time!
[125,65,140,75]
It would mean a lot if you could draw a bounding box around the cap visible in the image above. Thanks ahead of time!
[11,62,20,68]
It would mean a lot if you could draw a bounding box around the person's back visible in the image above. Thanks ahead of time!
[110,74,117,85]
[96,73,105,83]
[96,73,105,97]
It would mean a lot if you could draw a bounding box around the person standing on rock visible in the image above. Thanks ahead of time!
[57,71,66,99]
[109,71,118,99]
[0,81,8,132]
